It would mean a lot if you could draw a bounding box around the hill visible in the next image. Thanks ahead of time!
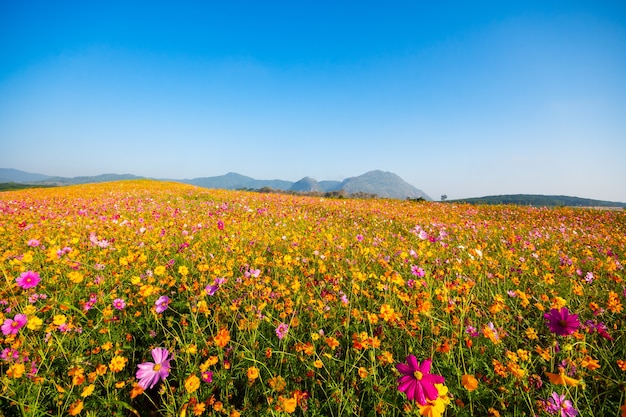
[451,194,626,208]
[0,168,51,183]
[183,172,293,191]
[340,170,431,200]
[289,177,324,193]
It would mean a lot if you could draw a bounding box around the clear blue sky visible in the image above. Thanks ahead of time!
[1,1,625,201]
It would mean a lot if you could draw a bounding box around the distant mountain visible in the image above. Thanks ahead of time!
[42,173,145,185]
[0,168,429,200]
[340,170,431,200]
[182,172,293,191]
[319,180,343,192]
[3,168,625,206]
[183,170,431,200]
[0,168,51,183]
[451,194,626,208]
[289,177,323,193]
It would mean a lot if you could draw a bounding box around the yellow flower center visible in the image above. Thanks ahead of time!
[413,370,423,380]
[153,363,162,372]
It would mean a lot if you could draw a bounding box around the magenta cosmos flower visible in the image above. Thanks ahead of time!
[544,307,580,336]
[396,355,445,405]
[2,314,28,336]
[155,296,170,313]
[16,271,41,289]
[136,348,172,389]
[546,392,578,417]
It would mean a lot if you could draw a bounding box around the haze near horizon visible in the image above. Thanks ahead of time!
[1,1,625,202]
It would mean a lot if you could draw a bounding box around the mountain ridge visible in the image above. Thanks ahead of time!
[3,168,625,206]
[0,168,432,200]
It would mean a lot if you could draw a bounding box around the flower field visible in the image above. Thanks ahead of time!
[1,180,625,416]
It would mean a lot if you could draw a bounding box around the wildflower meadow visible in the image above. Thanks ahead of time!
[1,180,624,416]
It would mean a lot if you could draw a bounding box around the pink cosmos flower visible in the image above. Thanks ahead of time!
[16,271,41,289]
[136,348,172,389]
[544,307,580,336]
[112,298,126,310]
[155,296,170,313]
[396,356,445,405]
[545,392,578,416]
[205,277,227,296]
[276,322,289,340]
[410,265,425,278]
[27,239,40,247]
[1,314,28,336]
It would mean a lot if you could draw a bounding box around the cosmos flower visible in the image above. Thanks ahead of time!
[205,277,227,296]
[16,271,41,289]
[112,298,126,310]
[545,392,578,416]
[155,296,170,313]
[546,368,580,386]
[201,370,213,383]
[27,239,40,247]
[2,314,28,336]
[544,307,580,336]
[396,356,445,405]
[136,348,172,389]
[276,322,289,340]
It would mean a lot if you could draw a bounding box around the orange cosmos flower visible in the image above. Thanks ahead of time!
[247,366,260,381]
[68,400,84,416]
[581,356,601,371]
[325,336,340,350]
[214,328,231,348]
[461,374,478,391]
[546,368,579,386]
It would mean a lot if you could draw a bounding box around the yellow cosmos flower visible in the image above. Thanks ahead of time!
[22,305,36,315]
[27,315,43,330]
[184,374,200,393]
[109,355,128,373]
[379,304,396,322]
[67,271,84,284]
[81,384,95,397]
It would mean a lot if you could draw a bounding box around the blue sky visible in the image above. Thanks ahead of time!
[1,1,625,201]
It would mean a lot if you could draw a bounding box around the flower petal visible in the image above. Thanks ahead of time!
[396,363,414,375]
